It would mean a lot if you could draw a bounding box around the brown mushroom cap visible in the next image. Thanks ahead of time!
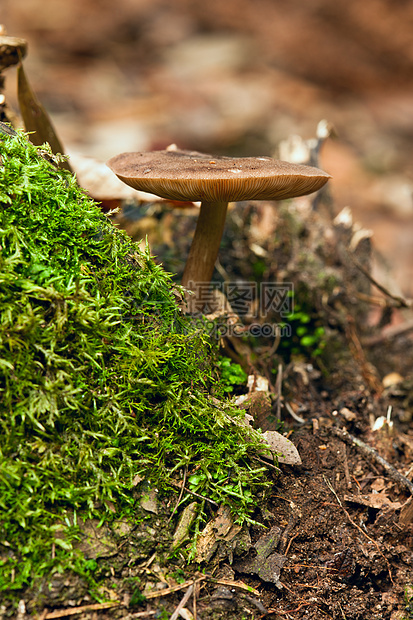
[0,36,27,71]
[107,148,330,203]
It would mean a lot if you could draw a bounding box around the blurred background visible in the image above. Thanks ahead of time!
[3,0,413,296]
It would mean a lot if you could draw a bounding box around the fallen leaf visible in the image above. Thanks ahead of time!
[69,152,159,202]
[77,520,117,559]
[344,491,403,510]
[261,430,302,465]
[172,502,198,550]
[233,525,286,587]
[195,505,241,562]
[399,497,413,525]
[140,486,158,513]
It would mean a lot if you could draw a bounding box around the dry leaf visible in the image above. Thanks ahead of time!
[69,152,161,202]
[233,525,286,587]
[344,491,403,510]
[261,430,302,465]
[172,502,198,550]
[195,505,241,562]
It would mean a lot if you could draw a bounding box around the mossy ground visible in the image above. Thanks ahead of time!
[0,131,269,608]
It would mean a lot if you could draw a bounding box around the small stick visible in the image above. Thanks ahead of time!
[285,401,305,424]
[323,475,393,584]
[275,602,312,614]
[344,315,383,395]
[167,466,188,524]
[208,577,260,596]
[341,444,352,490]
[254,455,281,471]
[338,601,348,620]
[193,579,197,620]
[42,602,120,618]
[169,480,219,507]
[279,512,299,554]
[170,584,194,620]
[275,362,283,420]
[145,577,205,600]
[284,532,299,556]
[331,427,413,496]
[362,318,413,347]
[352,475,362,491]
[351,254,410,309]
[118,614,156,619]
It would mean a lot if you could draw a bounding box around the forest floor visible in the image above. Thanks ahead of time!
[2,2,413,618]
[13,195,412,620]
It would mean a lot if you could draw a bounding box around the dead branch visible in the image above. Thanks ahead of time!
[362,318,413,347]
[351,255,411,309]
[331,427,413,496]
[170,584,194,620]
[41,602,121,619]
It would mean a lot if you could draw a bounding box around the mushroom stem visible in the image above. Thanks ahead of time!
[181,200,228,294]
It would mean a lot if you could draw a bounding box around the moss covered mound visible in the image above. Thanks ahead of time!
[0,132,267,597]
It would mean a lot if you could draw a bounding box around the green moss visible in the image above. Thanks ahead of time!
[216,357,248,393]
[0,131,268,601]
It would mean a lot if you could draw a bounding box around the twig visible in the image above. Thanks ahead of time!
[285,401,305,424]
[40,574,256,620]
[284,532,299,557]
[119,613,156,619]
[42,601,120,618]
[275,602,312,614]
[351,255,410,309]
[279,511,299,554]
[283,563,342,571]
[254,455,281,471]
[341,444,352,490]
[142,574,258,602]
[323,475,393,584]
[268,327,282,357]
[331,427,413,496]
[169,480,219,507]
[167,466,188,524]
[338,601,348,620]
[344,314,383,395]
[209,577,260,596]
[170,584,194,620]
[145,577,205,600]
[362,318,413,347]
[275,362,283,420]
[193,579,197,620]
[354,291,392,307]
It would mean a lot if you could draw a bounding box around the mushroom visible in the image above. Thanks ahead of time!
[107,146,330,303]
[0,27,27,124]
[0,32,27,72]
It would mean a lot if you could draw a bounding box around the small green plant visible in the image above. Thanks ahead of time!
[404,585,413,619]
[129,588,147,607]
[216,356,248,393]
[188,469,257,513]
[169,568,186,584]
[280,294,326,360]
